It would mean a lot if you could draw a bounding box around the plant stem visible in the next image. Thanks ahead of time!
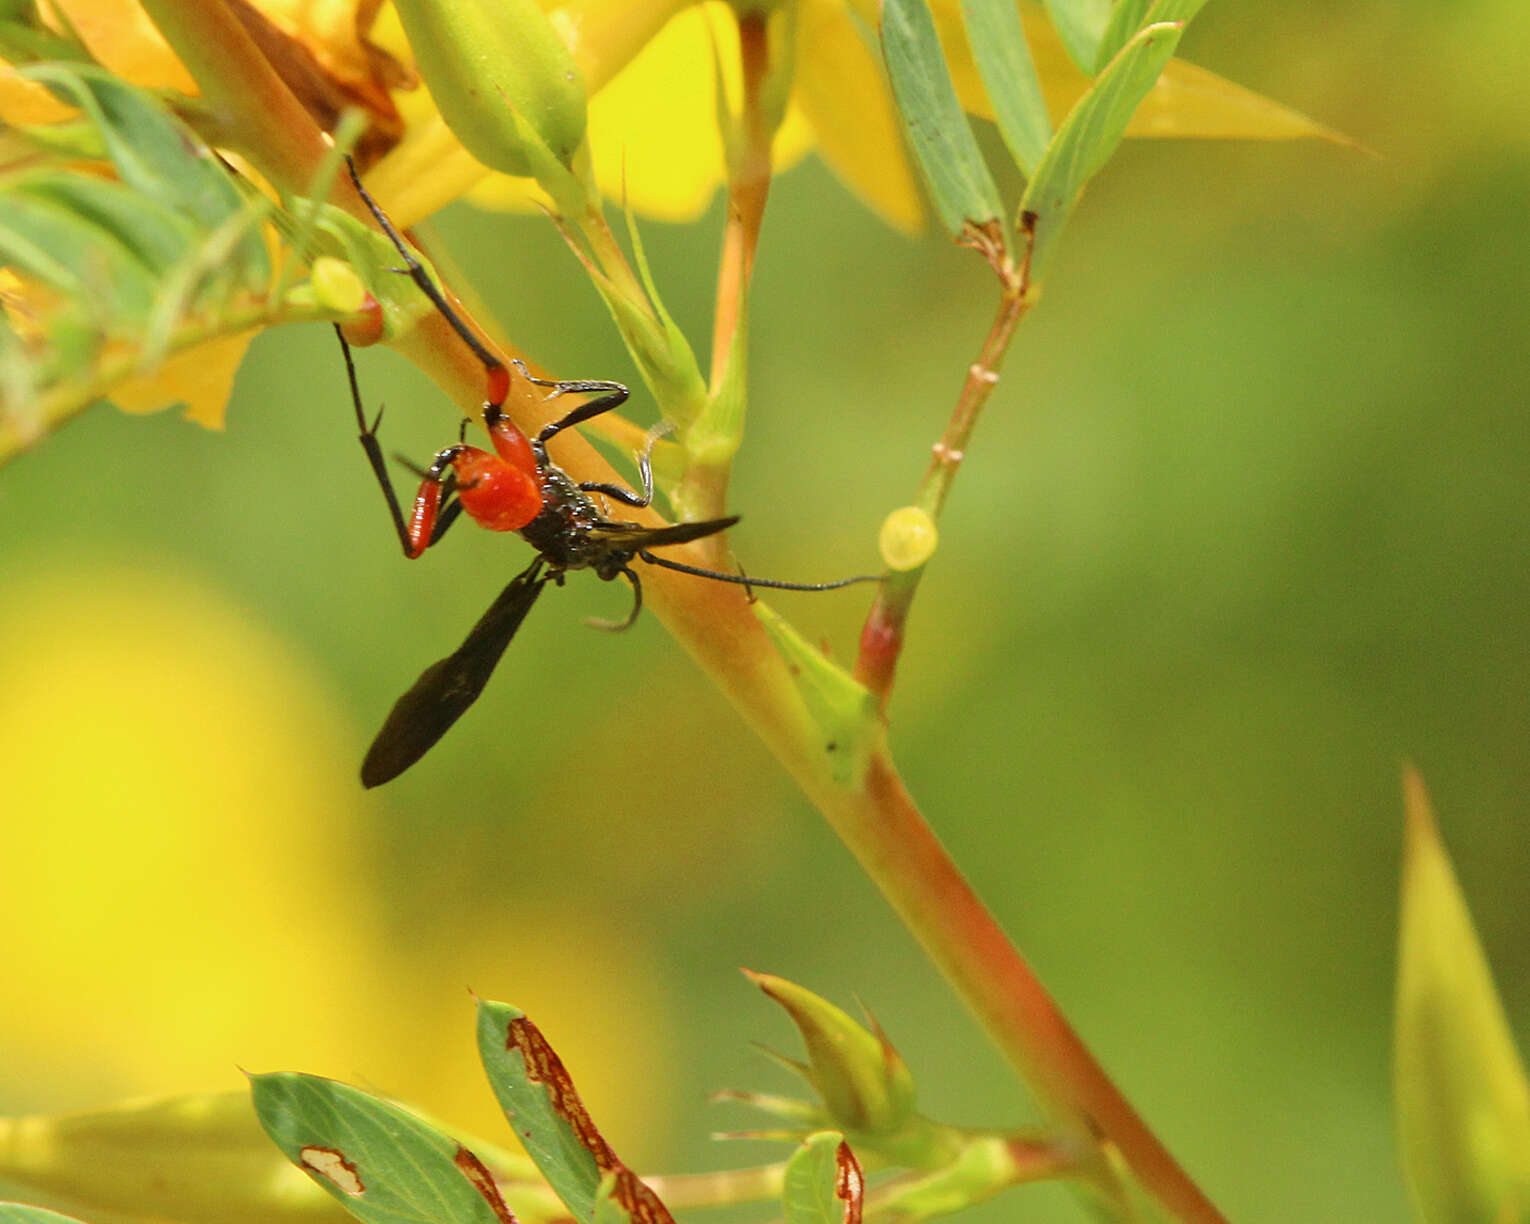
[132,15,1223,1216]
[854,224,1033,708]
[708,12,773,390]
[137,0,326,196]
[673,8,780,529]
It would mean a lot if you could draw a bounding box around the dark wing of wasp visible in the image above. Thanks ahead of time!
[584,515,741,551]
[361,558,549,788]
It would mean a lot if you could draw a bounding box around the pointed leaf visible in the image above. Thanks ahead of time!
[475,1001,674,1224]
[0,188,155,320]
[1018,20,1186,281]
[20,64,269,286]
[1040,0,1111,72]
[881,0,1002,237]
[1395,768,1530,1222]
[12,171,197,273]
[958,0,1051,176]
[1093,0,1153,73]
[752,604,879,789]
[251,1073,517,1224]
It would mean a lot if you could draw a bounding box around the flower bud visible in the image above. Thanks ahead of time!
[391,0,588,179]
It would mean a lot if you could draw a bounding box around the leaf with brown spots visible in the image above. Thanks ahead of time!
[781,1132,863,1224]
[251,1072,517,1224]
[476,1001,674,1224]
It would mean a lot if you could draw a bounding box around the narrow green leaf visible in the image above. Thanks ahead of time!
[1092,0,1152,72]
[20,64,269,283]
[621,202,707,427]
[12,172,196,273]
[1395,767,1530,1223]
[958,0,1051,176]
[1017,20,1185,281]
[1100,0,1212,68]
[476,1001,604,1223]
[753,603,879,789]
[1040,0,1112,72]
[782,1133,861,1224]
[881,0,1002,237]
[250,1073,512,1224]
[0,189,155,320]
[475,1002,674,1224]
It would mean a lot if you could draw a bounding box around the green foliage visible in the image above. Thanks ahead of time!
[475,1001,609,1224]
[880,0,1003,238]
[1018,19,1186,280]
[958,0,1052,176]
[1040,0,1112,72]
[251,1073,513,1224]
[0,62,280,440]
[782,1133,860,1224]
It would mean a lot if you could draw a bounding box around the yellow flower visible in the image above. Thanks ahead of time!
[370,0,1341,233]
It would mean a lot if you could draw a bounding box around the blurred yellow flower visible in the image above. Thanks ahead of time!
[0,562,675,1155]
[0,0,1337,441]
[375,0,1340,233]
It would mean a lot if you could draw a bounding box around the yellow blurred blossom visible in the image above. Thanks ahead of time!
[375,0,1340,232]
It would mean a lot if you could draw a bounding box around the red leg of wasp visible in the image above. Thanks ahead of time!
[403,445,469,557]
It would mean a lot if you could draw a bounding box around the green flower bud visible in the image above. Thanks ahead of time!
[392,0,588,179]
[747,971,917,1137]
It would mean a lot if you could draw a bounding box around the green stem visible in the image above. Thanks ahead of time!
[854,224,1032,708]
[137,0,328,196]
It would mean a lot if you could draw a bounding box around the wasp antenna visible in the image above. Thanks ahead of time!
[638,552,882,593]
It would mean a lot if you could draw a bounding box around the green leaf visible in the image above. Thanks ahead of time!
[782,1133,862,1224]
[475,1002,674,1224]
[1395,767,1530,1223]
[251,1073,513,1224]
[475,1001,604,1223]
[1018,20,1186,281]
[958,0,1051,176]
[1100,0,1211,67]
[1040,0,1112,72]
[0,188,155,321]
[1092,0,1152,72]
[881,0,1002,238]
[11,172,196,274]
[20,63,269,284]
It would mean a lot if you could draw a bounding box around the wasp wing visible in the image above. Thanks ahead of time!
[361,559,548,787]
[584,515,739,551]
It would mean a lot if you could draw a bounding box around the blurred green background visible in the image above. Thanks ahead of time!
[2,2,1527,1221]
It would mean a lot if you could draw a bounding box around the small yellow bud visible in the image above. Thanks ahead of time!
[878,506,938,571]
[310,256,367,314]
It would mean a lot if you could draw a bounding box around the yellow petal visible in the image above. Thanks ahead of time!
[584,3,728,222]
[793,0,922,234]
[109,330,256,429]
[933,2,1344,144]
